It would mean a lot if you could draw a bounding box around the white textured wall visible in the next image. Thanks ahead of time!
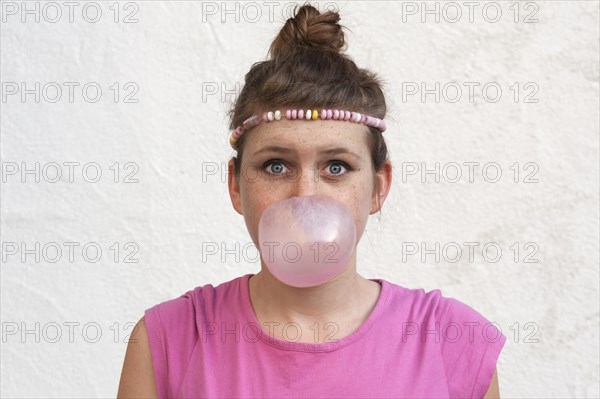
[1,1,598,397]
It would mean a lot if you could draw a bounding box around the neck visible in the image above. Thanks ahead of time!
[249,251,372,326]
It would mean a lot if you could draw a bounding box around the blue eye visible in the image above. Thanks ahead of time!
[328,161,349,176]
[264,160,287,175]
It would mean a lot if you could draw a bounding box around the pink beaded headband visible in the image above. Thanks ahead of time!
[229,108,387,149]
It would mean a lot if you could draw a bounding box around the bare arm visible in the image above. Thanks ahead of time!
[483,368,500,399]
[117,316,159,398]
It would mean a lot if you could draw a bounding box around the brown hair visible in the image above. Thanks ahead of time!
[228,2,389,207]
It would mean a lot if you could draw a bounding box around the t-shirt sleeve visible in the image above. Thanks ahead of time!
[435,296,506,399]
[144,290,199,399]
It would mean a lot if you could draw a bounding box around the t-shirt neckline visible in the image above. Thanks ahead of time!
[239,273,390,353]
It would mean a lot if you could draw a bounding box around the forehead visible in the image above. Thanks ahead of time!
[244,119,371,156]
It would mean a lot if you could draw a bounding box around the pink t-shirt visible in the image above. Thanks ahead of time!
[144,274,506,398]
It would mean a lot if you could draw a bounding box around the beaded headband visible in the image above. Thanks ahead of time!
[229,108,387,149]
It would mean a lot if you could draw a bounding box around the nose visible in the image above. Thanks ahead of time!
[289,163,319,198]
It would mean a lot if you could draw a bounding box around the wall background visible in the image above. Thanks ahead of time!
[1,1,598,397]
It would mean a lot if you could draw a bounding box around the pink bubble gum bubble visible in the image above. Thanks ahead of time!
[258,195,357,288]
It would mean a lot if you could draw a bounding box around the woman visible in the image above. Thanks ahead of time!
[118,3,505,398]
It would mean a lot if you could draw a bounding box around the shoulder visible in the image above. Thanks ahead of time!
[387,281,503,345]
[434,294,506,399]
[384,281,506,399]
[117,316,158,398]
[141,276,245,396]
[144,275,241,332]
[145,287,203,330]
[142,286,205,398]
[143,281,218,359]
[383,281,445,321]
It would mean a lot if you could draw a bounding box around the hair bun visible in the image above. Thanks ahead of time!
[269,3,346,59]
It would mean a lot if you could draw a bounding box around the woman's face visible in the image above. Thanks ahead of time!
[228,118,391,250]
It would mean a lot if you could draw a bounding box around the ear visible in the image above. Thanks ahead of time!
[370,160,392,214]
[227,158,244,215]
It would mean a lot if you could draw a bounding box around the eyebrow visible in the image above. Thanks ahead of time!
[251,145,364,161]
